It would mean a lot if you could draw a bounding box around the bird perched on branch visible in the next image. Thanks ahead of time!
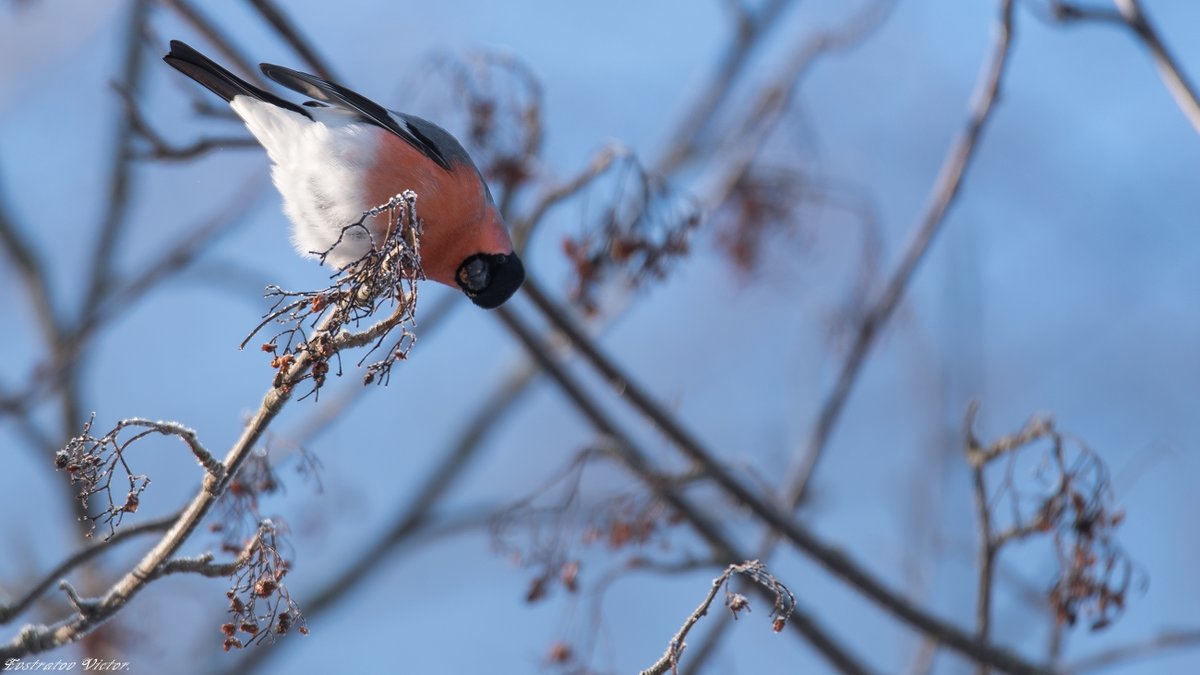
[163,40,524,309]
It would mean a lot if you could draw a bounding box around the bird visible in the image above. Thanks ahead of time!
[162,40,524,309]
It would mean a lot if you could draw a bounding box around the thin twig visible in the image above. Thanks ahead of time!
[157,521,269,578]
[969,402,997,675]
[114,418,226,484]
[0,199,421,655]
[639,560,794,675]
[1117,0,1200,133]
[496,305,873,675]
[783,0,1017,509]
[1,182,259,422]
[0,513,177,625]
[511,144,630,250]
[0,174,60,348]
[1052,0,1200,134]
[655,0,795,174]
[244,0,338,81]
[515,275,1047,673]
[161,0,268,85]
[1063,629,1200,674]
[83,0,151,312]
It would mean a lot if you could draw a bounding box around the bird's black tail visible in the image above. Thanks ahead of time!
[163,40,310,118]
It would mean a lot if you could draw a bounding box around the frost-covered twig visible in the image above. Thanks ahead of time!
[639,560,795,675]
[0,193,422,659]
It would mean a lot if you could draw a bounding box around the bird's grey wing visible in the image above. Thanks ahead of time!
[260,63,455,171]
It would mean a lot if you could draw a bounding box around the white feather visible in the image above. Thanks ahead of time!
[230,97,378,267]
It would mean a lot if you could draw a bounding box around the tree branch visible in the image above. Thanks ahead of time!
[0,513,177,625]
[496,304,873,675]
[783,0,1017,508]
[656,0,797,173]
[639,560,794,675]
[1064,629,1200,674]
[0,195,422,657]
[0,176,60,349]
[243,0,338,81]
[515,269,1048,673]
[1052,0,1200,134]
[82,0,151,312]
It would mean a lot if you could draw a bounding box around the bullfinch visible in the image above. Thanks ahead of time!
[163,40,524,309]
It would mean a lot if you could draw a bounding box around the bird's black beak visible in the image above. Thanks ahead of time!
[455,252,525,309]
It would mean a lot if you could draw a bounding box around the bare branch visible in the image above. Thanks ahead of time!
[119,418,226,482]
[656,0,796,173]
[784,0,1017,508]
[515,274,1050,674]
[1051,0,1200,134]
[495,305,872,675]
[1064,629,1200,674]
[0,174,61,347]
[243,0,338,81]
[117,80,258,160]
[639,560,795,675]
[966,405,1142,634]
[0,514,176,625]
[512,144,631,250]
[970,422,997,675]
[0,193,423,658]
[161,0,268,85]
[83,0,151,312]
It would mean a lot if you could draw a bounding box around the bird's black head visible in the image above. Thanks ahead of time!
[455,252,525,309]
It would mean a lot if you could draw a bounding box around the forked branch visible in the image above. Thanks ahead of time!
[0,193,424,659]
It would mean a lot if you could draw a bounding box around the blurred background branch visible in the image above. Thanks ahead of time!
[0,0,1196,672]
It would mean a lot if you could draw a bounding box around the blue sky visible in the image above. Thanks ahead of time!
[2,1,1198,673]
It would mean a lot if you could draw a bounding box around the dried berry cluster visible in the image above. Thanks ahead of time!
[716,167,808,274]
[561,156,700,315]
[243,191,424,397]
[210,448,281,548]
[498,481,683,607]
[54,415,152,540]
[581,494,681,552]
[1040,451,1138,630]
[970,411,1143,632]
[723,560,796,633]
[426,52,543,195]
[221,522,307,651]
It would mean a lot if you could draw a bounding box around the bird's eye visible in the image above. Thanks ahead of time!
[459,257,491,292]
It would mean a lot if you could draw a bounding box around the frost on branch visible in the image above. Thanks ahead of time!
[243,191,424,396]
[219,520,307,651]
[55,414,222,540]
[55,415,151,541]
[640,560,796,675]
